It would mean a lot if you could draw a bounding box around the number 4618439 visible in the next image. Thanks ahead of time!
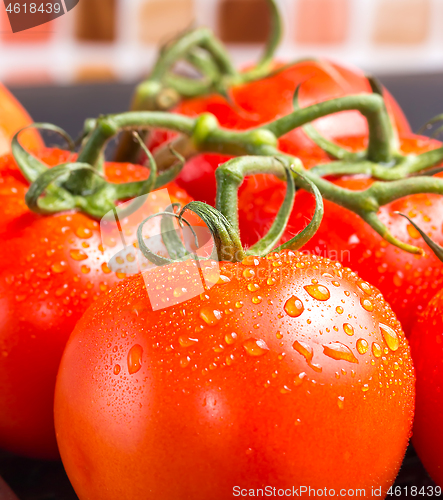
[387,486,441,496]
[5,3,62,14]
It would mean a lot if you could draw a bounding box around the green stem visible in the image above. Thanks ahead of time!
[215,156,287,234]
[265,94,395,163]
[395,212,443,260]
[241,0,282,82]
[247,164,296,255]
[12,123,74,183]
[179,201,245,262]
[274,171,324,252]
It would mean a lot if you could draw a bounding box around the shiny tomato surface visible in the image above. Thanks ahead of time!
[409,289,443,487]
[0,149,192,458]
[55,251,414,500]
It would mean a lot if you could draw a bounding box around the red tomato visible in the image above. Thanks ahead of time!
[55,251,414,500]
[0,149,192,459]
[272,135,443,336]
[409,289,443,488]
[149,59,410,203]
[180,135,443,336]
[0,84,43,155]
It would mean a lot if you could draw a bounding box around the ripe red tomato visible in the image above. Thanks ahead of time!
[270,135,443,336]
[0,83,43,155]
[55,251,414,500]
[149,59,410,204]
[181,135,442,336]
[0,149,192,459]
[409,289,443,487]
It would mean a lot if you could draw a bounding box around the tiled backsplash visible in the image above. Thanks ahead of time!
[0,0,442,86]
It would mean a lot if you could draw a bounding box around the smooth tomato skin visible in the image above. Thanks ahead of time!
[0,84,43,155]
[0,149,192,459]
[55,252,414,500]
[409,290,443,487]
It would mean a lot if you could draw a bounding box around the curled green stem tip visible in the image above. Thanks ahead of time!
[395,212,440,260]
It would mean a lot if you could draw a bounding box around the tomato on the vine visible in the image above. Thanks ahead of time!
[273,135,443,335]
[0,84,43,155]
[0,149,192,459]
[148,59,410,205]
[55,251,414,500]
[174,135,443,335]
[409,289,443,487]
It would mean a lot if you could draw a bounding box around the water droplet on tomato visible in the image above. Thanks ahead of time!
[76,227,93,239]
[113,364,121,375]
[51,262,67,273]
[252,296,262,305]
[358,281,372,295]
[284,296,304,317]
[70,249,88,261]
[292,340,313,363]
[343,323,354,336]
[199,307,222,326]
[337,396,345,409]
[407,224,421,239]
[372,342,382,358]
[356,338,369,355]
[180,356,191,368]
[248,283,260,292]
[81,265,91,274]
[101,262,111,274]
[243,338,269,357]
[178,336,198,348]
[242,256,259,266]
[226,354,235,365]
[380,323,400,352]
[294,372,306,386]
[225,332,237,345]
[127,344,143,374]
[243,268,255,279]
[310,362,323,373]
[362,384,369,392]
[360,298,374,312]
[280,385,291,394]
[304,284,330,301]
[323,343,358,363]
[173,287,187,298]
[336,306,344,314]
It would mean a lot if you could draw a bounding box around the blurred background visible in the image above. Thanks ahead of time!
[1,0,443,137]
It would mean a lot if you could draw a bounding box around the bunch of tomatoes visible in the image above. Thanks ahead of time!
[1,7,443,500]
